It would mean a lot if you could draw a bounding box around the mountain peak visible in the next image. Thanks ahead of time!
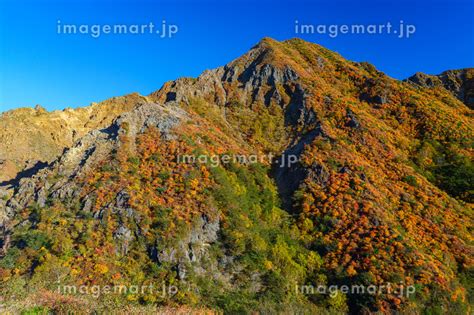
[1,38,473,314]
[254,36,279,47]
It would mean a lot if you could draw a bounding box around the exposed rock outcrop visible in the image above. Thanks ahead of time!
[406,68,474,108]
[1,102,187,226]
[0,93,148,184]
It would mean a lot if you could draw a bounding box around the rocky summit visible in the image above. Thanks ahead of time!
[0,38,473,314]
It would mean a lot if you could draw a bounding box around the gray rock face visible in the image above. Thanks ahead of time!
[345,109,361,129]
[153,62,299,108]
[151,43,302,111]
[0,102,187,232]
[405,68,474,109]
[307,163,330,187]
[406,72,441,88]
[0,40,313,286]
[0,187,9,225]
[284,83,316,129]
[153,214,223,280]
[113,225,133,255]
[0,101,231,283]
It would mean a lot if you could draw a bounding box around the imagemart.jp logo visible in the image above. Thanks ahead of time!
[294,20,416,38]
[296,282,416,298]
[56,20,179,38]
[57,283,179,299]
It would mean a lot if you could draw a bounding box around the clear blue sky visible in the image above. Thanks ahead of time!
[0,0,473,112]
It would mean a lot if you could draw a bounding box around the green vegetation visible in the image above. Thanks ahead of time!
[0,129,336,313]
[1,38,473,314]
[411,139,474,202]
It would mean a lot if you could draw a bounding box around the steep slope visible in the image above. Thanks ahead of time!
[0,38,472,314]
[406,68,474,109]
[150,38,474,312]
[0,93,148,185]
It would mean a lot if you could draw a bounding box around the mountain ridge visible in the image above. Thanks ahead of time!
[0,37,472,314]
[2,38,471,187]
[405,68,474,108]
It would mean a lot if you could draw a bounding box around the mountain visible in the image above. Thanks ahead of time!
[0,93,148,185]
[0,38,472,314]
[405,68,474,109]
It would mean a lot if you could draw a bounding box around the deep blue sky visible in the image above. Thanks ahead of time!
[0,0,473,112]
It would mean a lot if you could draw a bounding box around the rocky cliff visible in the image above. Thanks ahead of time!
[406,68,474,108]
[0,38,472,314]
